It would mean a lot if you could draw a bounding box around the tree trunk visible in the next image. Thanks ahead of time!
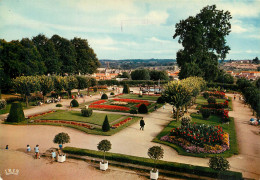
[26,95,29,107]
[43,95,45,104]
[103,151,106,162]
[87,87,90,96]
[176,108,180,121]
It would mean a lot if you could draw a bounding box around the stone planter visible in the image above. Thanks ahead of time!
[100,161,108,171]
[150,169,159,180]
[57,154,66,163]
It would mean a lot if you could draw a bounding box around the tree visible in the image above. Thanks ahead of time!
[38,75,53,104]
[53,132,70,148]
[6,102,25,123]
[97,139,112,163]
[215,70,234,84]
[52,75,67,97]
[149,70,169,81]
[236,78,253,93]
[13,76,40,107]
[252,57,259,64]
[173,5,232,81]
[64,76,78,98]
[162,81,192,121]
[122,84,130,94]
[131,69,150,80]
[76,76,89,93]
[147,146,164,172]
[102,115,110,132]
[257,66,260,71]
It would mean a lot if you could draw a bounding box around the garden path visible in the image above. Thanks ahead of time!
[0,90,259,179]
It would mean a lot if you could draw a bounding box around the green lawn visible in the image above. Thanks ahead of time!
[195,96,233,110]
[153,114,238,158]
[32,110,123,126]
[117,94,159,101]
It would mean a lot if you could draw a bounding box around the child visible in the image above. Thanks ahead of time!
[27,145,31,152]
[51,150,56,162]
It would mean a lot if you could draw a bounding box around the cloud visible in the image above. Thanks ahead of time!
[145,11,169,25]
[149,37,171,43]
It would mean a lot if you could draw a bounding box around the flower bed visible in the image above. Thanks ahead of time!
[113,98,149,104]
[202,101,228,109]
[200,107,230,123]
[27,110,56,119]
[111,117,132,128]
[205,91,226,99]
[90,100,107,105]
[89,104,130,111]
[160,124,230,154]
[135,102,150,107]
[33,119,93,129]
[133,93,161,96]
[111,101,128,105]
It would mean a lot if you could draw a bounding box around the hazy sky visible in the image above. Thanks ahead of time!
[0,0,259,60]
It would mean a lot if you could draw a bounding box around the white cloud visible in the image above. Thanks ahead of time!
[149,37,171,43]
[145,11,169,25]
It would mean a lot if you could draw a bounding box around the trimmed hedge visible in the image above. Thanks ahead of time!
[207,82,238,91]
[56,104,62,107]
[63,147,242,180]
[6,101,25,123]
[101,94,108,99]
[81,109,93,117]
[138,104,148,114]
[70,99,79,107]
[98,80,169,86]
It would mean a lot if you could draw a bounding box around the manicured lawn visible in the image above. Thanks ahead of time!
[32,110,123,126]
[153,114,238,158]
[195,95,233,110]
[117,94,159,101]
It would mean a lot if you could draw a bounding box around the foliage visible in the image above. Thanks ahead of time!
[215,71,234,84]
[157,96,165,104]
[149,70,169,81]
[138,104,148,114]
[56,104,62,107]
[209,156,230,171]
[131,69,150,80]
[203,92,209,99]
[110,92,115,95]
[173,5,232,81]
[53,132,70,145]
[148,146,164,172]
[6,102,25,123]
[181,115,191,127]
[102,115,110,132]
[38,75,54,103]
[130,109,138,115]
[76,76,90,91]
[117,72,130,79]
[70,99,79,107]
[207,82,238,91]
[97,139,112,162]
[200,108,211,119]
[64,76,78,97]
[252,57,259,64]
[101,93,108,99]
[0,99,7,110]
[123,84,130,94]
[208,96,216,104]
[52,75,67,96]
[81,108,93,117]
[236,78,253,93]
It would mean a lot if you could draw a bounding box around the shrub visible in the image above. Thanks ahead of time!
[181,115,191,127]
[101,93,108,99]
[130,109,138,115]
[157,96,165,104]
[207,96,216,104]
[53,132,70,147]
[81,108,93,117]
[138,104,148,114]
[209,156,230,171]
[203,92,209,99]
[0,99,7,109]
[93,87,98,92]
[201,108,211,119]
[123,84,130,94]
[102,115,110,132]
[148,146,164,172]
[110,92,115,95]
[6,102,25,123]
[138,94,143,97]
[70,99,79,107]
[56,104,62,107]
[97,139,112,162]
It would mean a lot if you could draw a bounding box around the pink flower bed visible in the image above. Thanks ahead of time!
[90,100,107,105]
[27,110,55,119]
[89,104,130,111]
[111,117,133,128]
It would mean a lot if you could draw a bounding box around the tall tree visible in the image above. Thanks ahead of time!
[38,75,54,104]
[149,70,169,81]
[64,76,78,98]
[252,57,259,64]
[131,69,150,80]
[173,5,232,81]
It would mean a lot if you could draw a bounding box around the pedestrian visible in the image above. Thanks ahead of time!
[5,145,8,150]
[59,144,63,150]
[163,104,165,109]
[239,95,241,101]
[34,144,40,159]
[27,145,31,152]
[234,94,236,100]
[140,118,145,131]
[51,150,56,162]
[154,105,158,111]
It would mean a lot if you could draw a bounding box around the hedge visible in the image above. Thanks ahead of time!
[63,147,242,180]
[98,80,169,86]
[207,83,239,91]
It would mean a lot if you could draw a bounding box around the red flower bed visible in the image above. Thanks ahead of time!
[33,120,93,129]
[133,93,161,96]
[135,102,150,107]
[91,100,107,105]
[112,117,132,128]
[89,104,130,111]
[113,98,149,104]
[27,110,55,119]
[208,91,226,99]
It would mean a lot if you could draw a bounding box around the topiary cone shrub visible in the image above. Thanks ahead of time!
[156,96,165,104]
[70,99,79,107]
[102,115,110,132]
[208,96,216,104]
[200,108,211,119]
[101,94,108,99]
[138,104,148,114]
[122,84,130,94]
[81,108,93,117]
[6,101,25,123]
[209,156,230,171]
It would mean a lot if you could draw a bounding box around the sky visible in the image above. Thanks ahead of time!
[0,0,259,60]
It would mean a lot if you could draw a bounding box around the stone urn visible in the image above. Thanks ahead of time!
[150,169,159,180]
[57,154,66,163]
[100,161,108,171]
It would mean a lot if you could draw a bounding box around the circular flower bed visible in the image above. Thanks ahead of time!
[160,124,230,154]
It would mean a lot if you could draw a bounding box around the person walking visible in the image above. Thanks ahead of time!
[34,145,40,159]
[27,145,31,152]
[5,145,8,150]
[51,150,56,162]
[140,118,145,131]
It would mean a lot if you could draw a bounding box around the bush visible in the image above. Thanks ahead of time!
[6,102,25,123]
[157,96,165,104]
[130,109,138,115]
[81,108,93,117]
[53,132,70,146]
[203,92,209,99]
[56,104,62,107]
[138,104,148,114]
[97,139,112,162]
[123,84,130,94]
[102,115,110,132]
[148,146,164,172]
[0,99,7,109]
[207,96,216,104]
[181,115,191,127]
[200,108,211,119]
[138,94,143,98]
[93,87,98,92]
[209,156,230,171]
[6,97,24,103]
[110,92,115,95]
[70,99,79,107]
[101,93,108,99]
